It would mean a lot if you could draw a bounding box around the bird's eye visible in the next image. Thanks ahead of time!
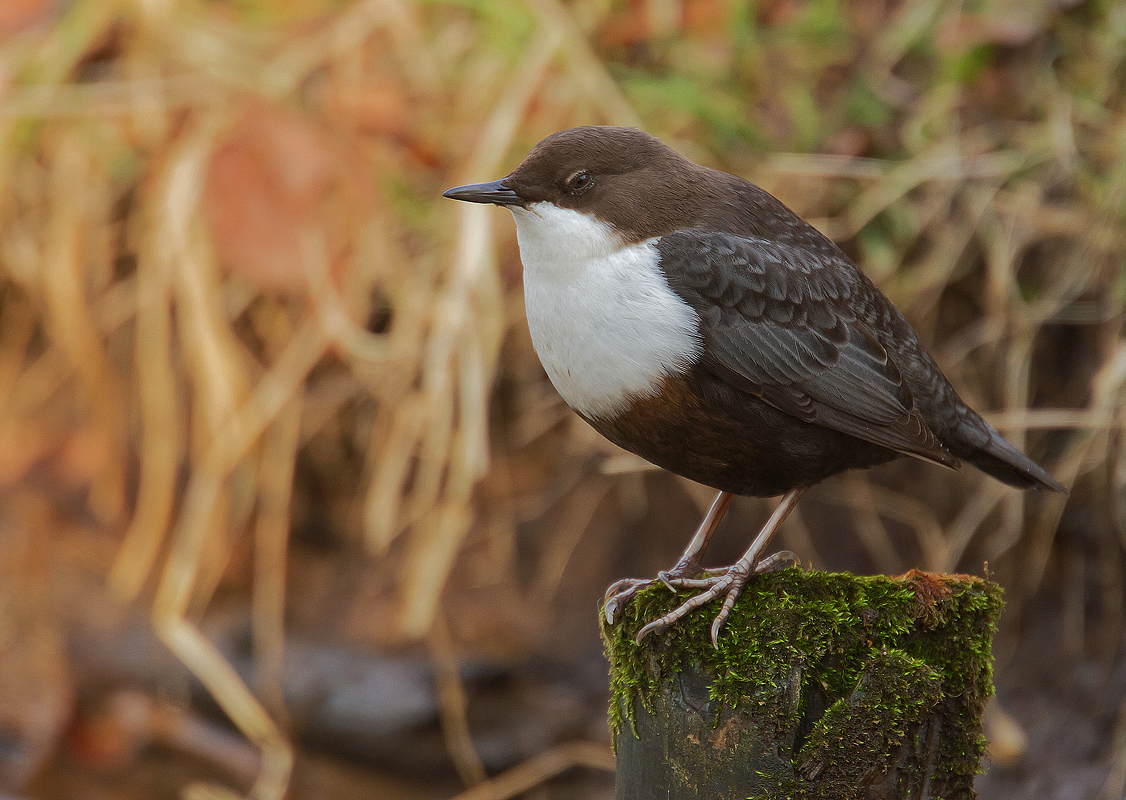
[564,171,593,193]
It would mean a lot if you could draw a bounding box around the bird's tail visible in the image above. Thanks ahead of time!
[952,414,1066,493]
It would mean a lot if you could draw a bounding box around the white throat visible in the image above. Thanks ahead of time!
[511,202,701,419]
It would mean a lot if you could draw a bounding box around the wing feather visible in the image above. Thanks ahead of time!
[658,230,957,467]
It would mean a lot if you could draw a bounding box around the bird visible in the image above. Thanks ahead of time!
[443,126,1066,646]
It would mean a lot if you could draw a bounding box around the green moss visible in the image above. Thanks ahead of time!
[602,569,1003,799]
[794,648,943,795]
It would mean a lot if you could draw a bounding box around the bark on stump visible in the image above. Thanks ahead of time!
[602,569,1003,800]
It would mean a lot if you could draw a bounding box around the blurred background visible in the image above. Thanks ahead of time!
[0,0,1123,798]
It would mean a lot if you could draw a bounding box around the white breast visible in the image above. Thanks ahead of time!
[511,203,701,420]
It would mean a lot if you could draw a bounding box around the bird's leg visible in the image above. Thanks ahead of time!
[635,487,806,647]
[663,550,800,589]
[658,491,733,587]
[603,491,733,624]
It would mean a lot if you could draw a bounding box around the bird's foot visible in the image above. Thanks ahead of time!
[602,578,650,626]
[602,557,712,626]
[634,550,802,647]
[655,564,721,592]
[754,550,800,574]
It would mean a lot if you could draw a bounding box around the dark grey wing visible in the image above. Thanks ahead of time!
[658,230,958,467]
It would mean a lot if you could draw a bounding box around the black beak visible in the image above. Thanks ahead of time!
[442,179,524,207]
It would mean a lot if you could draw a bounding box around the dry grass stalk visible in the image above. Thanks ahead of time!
[445,740,615,800]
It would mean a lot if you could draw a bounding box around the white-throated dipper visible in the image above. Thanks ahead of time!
[443,126,1066,646]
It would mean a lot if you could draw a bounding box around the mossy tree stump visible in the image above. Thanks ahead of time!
[602,569,1003,800]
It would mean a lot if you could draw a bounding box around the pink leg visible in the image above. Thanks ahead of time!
[636,487,806,646]
[603,491,733,624]
[659,491,733,585]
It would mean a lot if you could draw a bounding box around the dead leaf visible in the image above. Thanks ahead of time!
[203,99,369,295]
[0,0,56,38]
[323,77,411,137]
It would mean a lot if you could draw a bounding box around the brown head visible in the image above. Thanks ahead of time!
[447,126,755,242]
[444,125,810,243]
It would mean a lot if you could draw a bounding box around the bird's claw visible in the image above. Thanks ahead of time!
[609,551,802,646]
[754,550,800,574]
[635,568,740,647]
[602,578,649,625]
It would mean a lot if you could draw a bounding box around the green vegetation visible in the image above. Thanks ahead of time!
[604,569,1003,798]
